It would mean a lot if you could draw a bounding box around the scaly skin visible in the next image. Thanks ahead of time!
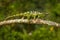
[5,11,47,20]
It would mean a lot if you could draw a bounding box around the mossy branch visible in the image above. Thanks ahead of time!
[0,19,60,27]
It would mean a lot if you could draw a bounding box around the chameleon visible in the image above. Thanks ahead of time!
[5,11,48,20]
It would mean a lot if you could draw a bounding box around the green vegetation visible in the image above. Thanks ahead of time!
[0,25,58,40]
[0,0,60,40]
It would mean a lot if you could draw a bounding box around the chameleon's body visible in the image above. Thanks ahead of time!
[5,11,47,20]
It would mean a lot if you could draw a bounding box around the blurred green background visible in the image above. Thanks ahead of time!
[0,0,60,40]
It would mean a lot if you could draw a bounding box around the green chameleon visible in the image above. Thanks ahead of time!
[5,11,48,20]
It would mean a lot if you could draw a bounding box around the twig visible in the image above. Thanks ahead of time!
[0,19,60,27]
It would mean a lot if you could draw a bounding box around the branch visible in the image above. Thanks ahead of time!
[0,19,60,27]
